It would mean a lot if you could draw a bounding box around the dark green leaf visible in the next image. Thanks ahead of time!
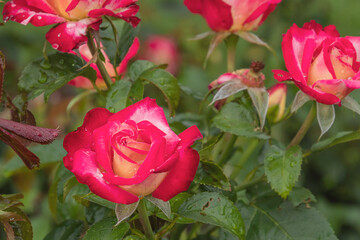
[127,79,144,105]
[83,217,130,240]
[139,67,180,116]
[310,130,360,152]
[213,102,270,139]
[43,220,84,240]
[288,187,316,207]
[85,203,112,225]
[128,60,156,82]
[194,160,231,191]
[4,207,33,240]
[106,80,132,112]
[244,202,338,240]
[18,52,96,101]
[75,193,116,210]
[179,192,245,239]
[100,19,137,68]
[264,146,302,198]
[3,139,66,176]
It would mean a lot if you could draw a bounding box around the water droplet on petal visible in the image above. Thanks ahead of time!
[37,16,42,20]
[52,43,59,49]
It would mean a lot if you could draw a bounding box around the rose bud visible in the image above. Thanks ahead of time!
[69,38,140,89]
[139,35,180,75]
[184,0,282,32]
[273,20,360,105]
[3,0,140,52]
[267,83,287,123]
[63,98,202,204]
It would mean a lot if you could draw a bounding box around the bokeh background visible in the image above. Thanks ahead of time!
[1,0,360,239]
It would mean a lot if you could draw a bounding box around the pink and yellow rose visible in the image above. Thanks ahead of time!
[3,0,140,52]
[274,21,360,105]
[63,98,202,204]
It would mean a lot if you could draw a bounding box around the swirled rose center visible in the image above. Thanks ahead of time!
[46,0,103,20]
[112,135,151,179]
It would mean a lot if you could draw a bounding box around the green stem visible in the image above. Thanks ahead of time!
[287,103,316,149]
[217,134,238,166]
[235,174,265,191]
[86,30,113,89]
[230,139,259,179]
[137,200,155,240]
[225,34,239,72]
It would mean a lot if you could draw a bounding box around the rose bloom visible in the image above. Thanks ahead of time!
[69,37,140,89]
[139,35,180,75]
[63,98,202,204]
[3,0,140,52]
[267,83,287,122]
[273,21,360,105]
[184,0,282,32]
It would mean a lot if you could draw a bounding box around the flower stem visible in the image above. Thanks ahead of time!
[217,134,237,166]
[230,139,259,179]
[287,103,316,149]
[225,34,239,72]
[137,200,155,240]
[86,30,113,89]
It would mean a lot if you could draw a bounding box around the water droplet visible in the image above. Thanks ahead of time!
[57,33,61,37]
[38,71,47,83]
[84,128,88,132]
[11,3,16,7]
[37,16,42,20]
[52,43,59,49]
[40,59,51,69]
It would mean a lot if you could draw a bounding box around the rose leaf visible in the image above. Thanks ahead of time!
[83,217,130,240]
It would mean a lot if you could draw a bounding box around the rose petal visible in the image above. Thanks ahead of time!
[3,0,65,26]
[152,126,202,201]
[117,37,140,75]
[45,18,101,52]
[272,69,294,82]
[88,5,140,28]
[294,81,341,105]
[65,149,139,204]
[184,0,233,32]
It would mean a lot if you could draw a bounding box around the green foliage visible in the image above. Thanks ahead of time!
[213,102,270,139]
[240,202,338,240]
[179,192,245,239]
[194,160,231,191]
[264,146,302,198]
[83,217,130,240]
[18,52,96,101]
[100,19,137,69]
[288,187,316,207]
[43,220,84,240]
[106,80,132,112]
[128,60,180,116]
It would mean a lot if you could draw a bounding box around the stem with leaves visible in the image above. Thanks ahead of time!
[86,29,113,89]
[287,103,316,149]
[137,200,155,240]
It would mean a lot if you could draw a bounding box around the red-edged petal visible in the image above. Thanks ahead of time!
[102,0,138,9]
[109,98,181,154]
[294,81,341,105]
[65,149,139,204]
[152,126,202,201]
[343,79,360,89]
[272,69,294,82]
[243,0,282,26]
[184,0,233,32]
[26,0,57,13]
[46,19,101,52]
[88,5,140,28]
[3,0,65,26]
[345,36,360,62]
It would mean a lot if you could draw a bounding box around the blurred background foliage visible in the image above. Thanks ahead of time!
[1,0,360,239]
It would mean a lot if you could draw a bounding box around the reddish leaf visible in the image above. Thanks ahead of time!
[0,128,39,169]
[0,118,59,144]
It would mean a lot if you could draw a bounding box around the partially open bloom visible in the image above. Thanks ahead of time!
[69,37,140,89]
[139,35,180,75]
[184,0,281,32]
[63,98,202,204]
[273,21,360,105]
[267,83,287,123]
[3,0,140,52]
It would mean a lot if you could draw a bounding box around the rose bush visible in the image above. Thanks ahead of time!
[3,0,140,52]
[184,0,281,32]
[63,98,202,204]
[69,37,140,89]
[273,20,360,105]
